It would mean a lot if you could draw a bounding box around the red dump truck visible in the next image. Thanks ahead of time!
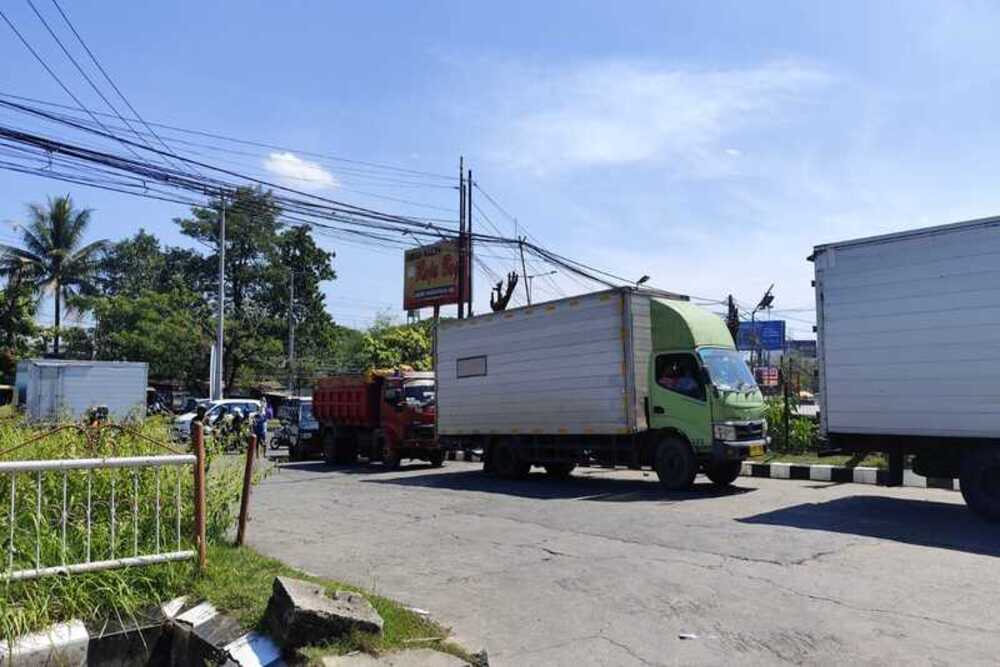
[312,370,442,468]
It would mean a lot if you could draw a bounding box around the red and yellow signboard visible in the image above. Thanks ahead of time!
[403,240,469,310]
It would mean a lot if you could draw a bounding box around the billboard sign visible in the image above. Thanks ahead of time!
[403,240,469,310]
[736,320,786,351]
[756,366,780,387]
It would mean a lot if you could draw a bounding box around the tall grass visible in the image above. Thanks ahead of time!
[0,415,245,642]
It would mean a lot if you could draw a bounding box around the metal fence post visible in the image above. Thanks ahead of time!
[236,434,256,546]
[192,421,207,571]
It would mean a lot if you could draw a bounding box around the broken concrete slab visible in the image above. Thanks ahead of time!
[321,648,471,666]
[264,576,383,650]
[0,619,89,667]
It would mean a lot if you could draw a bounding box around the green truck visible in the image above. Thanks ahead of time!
[436,287,768,489]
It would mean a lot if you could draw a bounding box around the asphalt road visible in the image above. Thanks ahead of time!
[248,459,999,666]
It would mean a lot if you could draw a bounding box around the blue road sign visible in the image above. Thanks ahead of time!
[737,320,786,351]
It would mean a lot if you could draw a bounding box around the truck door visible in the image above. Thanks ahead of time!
[648,352,712,452]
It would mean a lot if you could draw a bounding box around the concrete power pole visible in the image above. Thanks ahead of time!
[213,195,226,400]
[519,236,531,305]
[457,156,465,319]
[287,269,295,397]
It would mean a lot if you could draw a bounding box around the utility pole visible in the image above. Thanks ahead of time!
[467,168,473,317]
[519,236,530,305]
[725,294,740,342]
[287,268,295,397]
[457,157,465,319]
[213,194,226,400]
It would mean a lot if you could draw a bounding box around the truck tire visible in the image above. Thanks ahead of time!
[335,431,358,466]
[544,463,576,479]
[960,447,1000,520]
[322,429,337,466]
[383,443,401,470]
[289,443,302,462]
[705,461,742,487]
[429,450,445,468]
[493,440,530,479]
[655,438,697,490]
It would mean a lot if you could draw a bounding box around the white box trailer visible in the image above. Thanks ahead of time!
[15,359,148,421]
[812,216,1000,517]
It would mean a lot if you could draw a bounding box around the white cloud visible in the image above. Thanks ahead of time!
[486,60,832,175]
[263,152,338,190]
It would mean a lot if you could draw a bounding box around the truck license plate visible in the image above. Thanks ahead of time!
[749,445,764,457]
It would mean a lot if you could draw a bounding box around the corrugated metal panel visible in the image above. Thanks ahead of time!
[816,222,1000,437]
[437,291,636,435]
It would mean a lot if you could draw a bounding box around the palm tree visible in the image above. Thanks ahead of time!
[0,195,107,356]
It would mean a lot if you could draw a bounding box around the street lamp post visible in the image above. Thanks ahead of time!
[524,270,557,305]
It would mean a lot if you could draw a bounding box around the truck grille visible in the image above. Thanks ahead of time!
[734,421,764,440]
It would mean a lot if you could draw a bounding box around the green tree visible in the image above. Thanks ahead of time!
[0,195,107,356]
[357,316,433,371]
[91,289,211,385]
[174,187,282,388]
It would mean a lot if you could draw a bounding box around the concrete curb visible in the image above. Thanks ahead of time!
[740,461,960,491]
[447,450,482,463]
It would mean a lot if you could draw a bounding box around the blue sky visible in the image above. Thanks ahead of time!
[3,1,1000,337]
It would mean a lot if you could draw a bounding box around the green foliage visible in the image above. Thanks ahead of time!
[764,396,817,453]
[357,315,433,371]
[89,289,211,383]
[0,195,108,356]
[0,416,245,642]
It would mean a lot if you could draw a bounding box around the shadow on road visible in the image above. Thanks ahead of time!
[739,495,1000,557]
[276,460,442,474]
[362,469,755,502]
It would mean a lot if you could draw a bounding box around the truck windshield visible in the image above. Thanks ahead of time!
[698,348,757,391]
[403,381,435,405]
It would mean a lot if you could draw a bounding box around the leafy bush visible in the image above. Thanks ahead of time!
[764,397,817,453]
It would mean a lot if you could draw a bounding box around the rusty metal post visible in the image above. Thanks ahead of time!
[236,434,256,546]
[192,421,207,571]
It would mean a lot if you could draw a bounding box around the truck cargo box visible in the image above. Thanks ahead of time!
[813,216,1000,439]
[436,288,695,437]
[313,375,380,428]
[15,359,148,421]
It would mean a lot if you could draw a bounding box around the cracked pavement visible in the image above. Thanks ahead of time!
[248,460,1000,665]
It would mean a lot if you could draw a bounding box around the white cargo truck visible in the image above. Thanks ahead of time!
[436,287,768,489]
[812,216,1000,518]
[15,359,148,421]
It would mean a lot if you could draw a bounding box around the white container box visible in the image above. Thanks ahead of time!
[15,359,148,421]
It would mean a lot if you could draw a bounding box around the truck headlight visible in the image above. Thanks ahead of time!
[713,423,737,441]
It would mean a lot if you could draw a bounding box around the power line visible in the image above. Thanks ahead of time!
[45,0,197,175]
[0,6,151,166]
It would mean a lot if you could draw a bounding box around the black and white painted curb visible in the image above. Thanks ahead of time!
[0,597,284,667]
[740,461,960,491]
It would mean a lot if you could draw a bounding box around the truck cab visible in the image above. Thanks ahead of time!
[644,299,768,488]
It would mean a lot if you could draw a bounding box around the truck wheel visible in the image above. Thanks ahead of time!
[429,451,445,468]
[493,441,530,479]
[655,438,697,490]
[289,443,301,462]
[335,433,358,466]
[383,446,401,470]
[705,461,742,487]
[322,430,337,466]
[544,463,576,479]
[960,447,1000,520]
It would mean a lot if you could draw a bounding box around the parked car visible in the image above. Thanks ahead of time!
[172,398,262,441]
[274,397,321,460]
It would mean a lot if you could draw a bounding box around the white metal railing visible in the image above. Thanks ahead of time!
[1,454,196,582]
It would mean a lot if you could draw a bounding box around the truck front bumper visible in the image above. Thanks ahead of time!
[713,438,769,460]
